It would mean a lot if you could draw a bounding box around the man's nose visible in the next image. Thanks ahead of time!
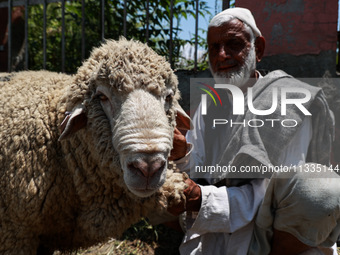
[218,45,231,60]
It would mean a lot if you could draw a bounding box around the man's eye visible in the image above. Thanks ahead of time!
[227,40,246,51]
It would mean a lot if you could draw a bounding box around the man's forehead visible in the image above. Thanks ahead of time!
[208,19,251,41]
[209,7,261,37]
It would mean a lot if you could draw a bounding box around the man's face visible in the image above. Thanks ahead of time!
[207,19,256,88]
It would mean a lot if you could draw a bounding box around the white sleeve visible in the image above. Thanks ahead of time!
[187,117,312,235]
[180,109,312,238]
[277,117,339,254]
[277,116,313,166]
[185,178,269,236]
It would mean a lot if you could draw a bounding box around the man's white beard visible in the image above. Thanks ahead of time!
[210,44,256,88]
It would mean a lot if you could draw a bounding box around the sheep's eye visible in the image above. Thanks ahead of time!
[165,92,174,103]
[97,93,108,102]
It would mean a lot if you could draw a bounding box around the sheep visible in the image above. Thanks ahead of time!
[0,38,190,255]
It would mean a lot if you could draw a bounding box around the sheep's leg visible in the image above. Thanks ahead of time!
[37,244,54,255]
[0,243,39,255]
[0,228,39,255]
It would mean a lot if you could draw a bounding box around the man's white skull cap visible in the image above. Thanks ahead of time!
[209,7,261,37]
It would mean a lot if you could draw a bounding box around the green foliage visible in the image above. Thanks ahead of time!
[177,28,209,71]
[27,0,211,73]
[119,218,184,255]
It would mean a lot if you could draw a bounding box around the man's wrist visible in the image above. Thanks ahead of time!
[185,184,202,212]
[173,143,192,162]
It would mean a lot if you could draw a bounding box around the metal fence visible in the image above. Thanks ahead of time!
[1,0,229,73]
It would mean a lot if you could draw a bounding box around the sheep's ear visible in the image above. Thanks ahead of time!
[174,101,193,131]
[59,106,87,141]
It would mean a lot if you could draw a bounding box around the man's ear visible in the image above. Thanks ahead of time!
[255,36,266,62]
[59,105,87,141]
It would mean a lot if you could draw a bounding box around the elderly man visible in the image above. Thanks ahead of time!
[168,7,340,255]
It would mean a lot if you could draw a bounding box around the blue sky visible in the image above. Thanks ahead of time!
[178,0,217,41]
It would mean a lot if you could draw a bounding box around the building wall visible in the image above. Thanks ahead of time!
[236,0,338,77]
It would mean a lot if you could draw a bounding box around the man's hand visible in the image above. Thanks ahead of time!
[167,178,202,216]
[169,128,187,161]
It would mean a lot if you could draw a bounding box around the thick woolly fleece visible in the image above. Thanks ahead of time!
[0,39,187,254]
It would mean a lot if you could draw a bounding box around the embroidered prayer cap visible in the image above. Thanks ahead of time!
[209,7,261,37]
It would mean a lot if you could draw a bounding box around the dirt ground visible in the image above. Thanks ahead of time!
[71,220,183,255]
[56,220,340,255]
[79,242,340,255]
[77,240,340,255]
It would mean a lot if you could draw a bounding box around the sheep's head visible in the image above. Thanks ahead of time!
[59,38,190,197]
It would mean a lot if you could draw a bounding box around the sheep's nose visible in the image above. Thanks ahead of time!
[128,158,166,177]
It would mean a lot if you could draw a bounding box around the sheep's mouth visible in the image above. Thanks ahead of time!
[127,174,166,197]
[122,151,168,197]
[128,184,164,198]
[123,163,167,198]
[132,187,159,195]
